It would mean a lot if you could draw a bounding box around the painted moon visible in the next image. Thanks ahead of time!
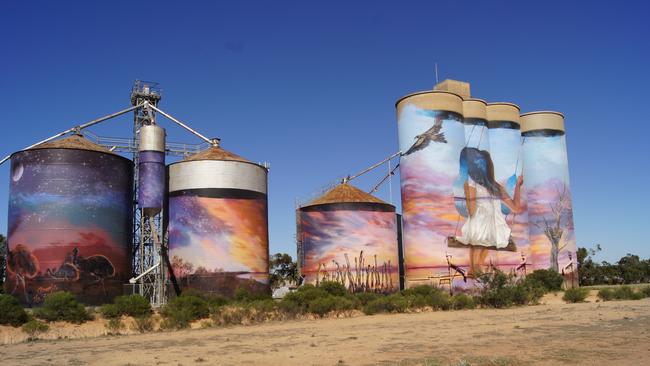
[12,162,24,182]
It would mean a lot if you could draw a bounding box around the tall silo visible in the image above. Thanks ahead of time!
[5,134,133,306]
[297,183,399,293]
[167,144,269,297]
[138,124,166,215]
[486,103,530,277]
[396,90,467,288]
[521,112,577,286]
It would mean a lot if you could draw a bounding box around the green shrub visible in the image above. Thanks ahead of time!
[597,288,615,301]
[160,295,209,329]
[354,292,381,306]
[99,303,120,319]
[428,291,452,310]
[451,294,475,310]
[308,296,338,317]
[278,293,306,317]
[21,319,49,339]
[113,294,152,317]
[525,269,564,292]
[641,286,650,298]
[612,286,644,300]
[0,294,29,326]
[562,288,589,303]
[34,292,91,323]
[234,288,270,302]
[105,318,125,334]
[319,281,348,297]
[363,294,408,315]
[131,316,154,333]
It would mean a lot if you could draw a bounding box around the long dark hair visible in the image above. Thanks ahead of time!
[459,147,501,197]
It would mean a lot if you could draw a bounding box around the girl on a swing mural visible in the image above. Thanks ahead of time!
[450,147,524,274]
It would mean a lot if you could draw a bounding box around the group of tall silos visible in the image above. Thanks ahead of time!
[396,81,576,289]
[4,128,270,305]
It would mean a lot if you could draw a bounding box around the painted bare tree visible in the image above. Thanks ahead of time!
[535,183,571,271]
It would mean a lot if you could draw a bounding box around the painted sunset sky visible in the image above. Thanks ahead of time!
[168,195,269,283]
[300,209,399,284]
[522,134,576,270]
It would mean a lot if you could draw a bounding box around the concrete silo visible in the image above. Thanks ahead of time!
[521,112,577,287]
[137,124,166,214]
[297,183,399,293]
[396,90,467,288]
[486,103,531,277]
[167,144,269,297]
[5,134,133,306]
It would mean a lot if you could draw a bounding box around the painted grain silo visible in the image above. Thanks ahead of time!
[396,90,467,288]
[167,144,269,297]
[5,134,133,306]
[297,183,399,293]
[521,112,577,286]
[486,103,530,276]
[138,124,166,214]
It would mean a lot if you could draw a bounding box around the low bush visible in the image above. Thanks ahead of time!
[524,269,565,292]
[105,318,125,334]
[99,303,120,319]
[160,295,209,329]
[131,316,154,333]
[451,294,475,310]
[33,292,91,323]
[477,270,545,308]
[234,288,270,303]
[597,288,615,301]
[0,294,29,326]
[114,294,152,317]
[354,292,381,306]
[308,296,338,317]
[363,294,408,315]
[612,286,644,300]
[21,319,49,339]
[641,286,650,298]
[319,281,348,297]
[562,288,589,303]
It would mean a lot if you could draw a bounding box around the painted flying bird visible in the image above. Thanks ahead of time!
[402,116,446,156]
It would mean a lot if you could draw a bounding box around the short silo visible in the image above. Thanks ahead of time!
[167,145,269,297]
[486,103,531,276]
[521,112,577,286]
[5,135,133,305]
[396,90,467,288]
[297,183,399,293]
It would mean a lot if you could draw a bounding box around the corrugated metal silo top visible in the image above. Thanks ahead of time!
[29,134,115,154]
[302,183,389,208]
[183,146,251,163]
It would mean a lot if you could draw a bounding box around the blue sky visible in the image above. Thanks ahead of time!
[1,0,648,262]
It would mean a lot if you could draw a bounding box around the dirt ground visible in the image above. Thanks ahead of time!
[1,293,649,366]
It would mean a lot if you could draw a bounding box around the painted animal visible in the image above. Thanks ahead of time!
[6,244,39,303]
[402,115,446,156]
[69,247,115,295]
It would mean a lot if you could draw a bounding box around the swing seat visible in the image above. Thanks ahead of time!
[446,236,517,252]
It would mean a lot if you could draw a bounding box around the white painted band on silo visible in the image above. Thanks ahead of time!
[168,160,268,194]
[139,125,166,152]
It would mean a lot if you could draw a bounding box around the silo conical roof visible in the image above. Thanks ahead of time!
[302,183,389,208]
[183,145,251,163]
[29,134,115,154]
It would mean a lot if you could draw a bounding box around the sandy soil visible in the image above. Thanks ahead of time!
[1,294,649,366]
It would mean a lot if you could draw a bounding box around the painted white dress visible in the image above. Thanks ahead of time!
[456,178,511,248]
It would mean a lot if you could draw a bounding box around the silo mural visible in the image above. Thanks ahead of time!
[486,103,531,277]
[298,183,399,293]
[5,135,133,306]
[521,112,577,286]
[167,146,269,297]
[396,91,470,288]
[138,124,165,213]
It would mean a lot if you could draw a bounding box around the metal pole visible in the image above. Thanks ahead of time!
[0,103,143,166]
[344,151,401,183]
[147,103,216,146]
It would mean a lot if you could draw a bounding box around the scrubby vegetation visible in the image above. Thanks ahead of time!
[0,294,29,326]
[597,286,646,301]
[562,287,589,303]
[21,319,49,339]
[578,246,650,285]
[100,294,152,318]
[160,294,210,329]
[33,291,91,323]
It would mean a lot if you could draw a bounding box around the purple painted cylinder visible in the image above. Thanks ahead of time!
[138,150,165,213]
